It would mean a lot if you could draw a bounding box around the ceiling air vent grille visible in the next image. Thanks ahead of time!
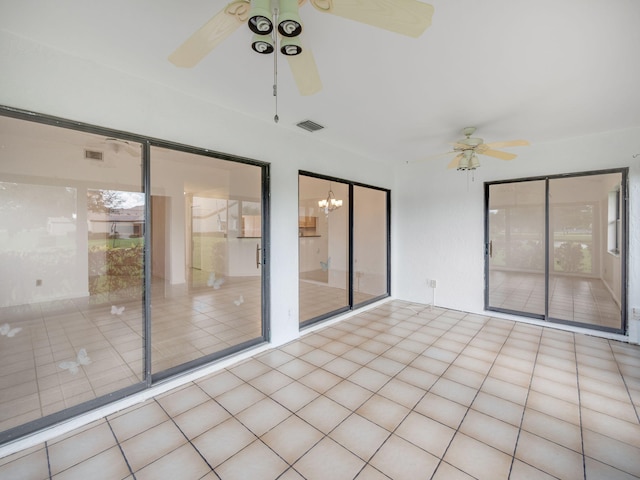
[84,149,104,161]
[296,120,324,133]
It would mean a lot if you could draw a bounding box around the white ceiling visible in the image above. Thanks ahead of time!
[1,0,639,165]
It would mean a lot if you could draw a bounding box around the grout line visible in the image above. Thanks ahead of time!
[105,417,136,480]
[573,332,587,480]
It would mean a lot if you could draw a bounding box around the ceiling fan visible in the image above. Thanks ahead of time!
[168,0,435,96]
[427,127,529,171]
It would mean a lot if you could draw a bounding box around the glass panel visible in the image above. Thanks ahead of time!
[150,146,264,375]
[0,115,144,435]
[353,186,388,304]
[548,174,622,329]
[487,181,546,315]
[299,176,349,323]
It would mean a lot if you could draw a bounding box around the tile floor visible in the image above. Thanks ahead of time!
[489,271,621,329]
[1,300,639,479]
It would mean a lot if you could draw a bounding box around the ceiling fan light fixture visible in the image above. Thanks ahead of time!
[278,0,303,37]
[280,36,302,56]
[470,153,480,169]
[248,0,273,34]
[251,34,274,54]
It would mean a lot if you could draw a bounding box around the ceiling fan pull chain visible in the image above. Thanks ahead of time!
[273,7,279,123]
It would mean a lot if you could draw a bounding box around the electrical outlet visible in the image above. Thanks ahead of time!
[36,279,42,287]
[429,279,437,288]
[633,307,640,320]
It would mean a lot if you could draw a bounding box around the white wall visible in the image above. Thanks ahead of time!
[394,128,640,344]
[0,30,393,347]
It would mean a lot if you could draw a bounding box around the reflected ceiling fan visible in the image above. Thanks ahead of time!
[427,127,529,171]
[168,0,434,97]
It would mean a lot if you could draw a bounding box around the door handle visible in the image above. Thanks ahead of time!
[488,240,493,258]
[256,243,261,269]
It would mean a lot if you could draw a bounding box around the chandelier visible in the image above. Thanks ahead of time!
[318,185,343,214]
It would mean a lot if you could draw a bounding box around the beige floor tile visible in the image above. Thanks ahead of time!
[278,467,307,480]
[470,391,524,427]
[173,399,231,439]
[108,401,170,442]
[431,462,477,480]
[192,417,256,468]
[584,457,640,480]
[459,409,519,455]
[324,380,374,411]
[521,408,583,454]
[329,413,390,461]
[270,380,319,412]
[276,358,317,380]
[414,392,468,429]
[348,366,391,392]
[430,378,478,407]
[369,434,439,480]
[444,432,512,480]
[395,365,439,390]
[195,370,244,397]
[293,437,365,480]
[298,368,342,394]
[0,445,49,480]
[215,383,266,415]
[581,407,640,448]
[248,368,294,397]
[120,420,187,472]
[261,415,323,464]
[515,431,584,480]
[526,390,581,425]
[356,394,410,432]
[52,446,130,480]
[297,395,352,434]
[156,383,209,417]
[134,443,210,480]
[353,464,391,479]
[235,397,291,436]
[580,389,639,423]
[395,411,455,458]
[215,440,288,480]
[377,378,425,409]
[48,422,117,475]
[583,428,640,477]
[509,459,557,479]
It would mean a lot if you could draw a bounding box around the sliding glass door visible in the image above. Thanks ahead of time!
[0,107,269,443]
[486,170,626,333]
[149,146,266,379]
[298,173,390,327]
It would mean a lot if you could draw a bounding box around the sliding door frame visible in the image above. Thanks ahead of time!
[298,171,391,328]
[0,105,270,444]
[484,168,628,334]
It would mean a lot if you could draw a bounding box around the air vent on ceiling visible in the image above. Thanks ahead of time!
[84,149,104,161]
[296,120,324,133]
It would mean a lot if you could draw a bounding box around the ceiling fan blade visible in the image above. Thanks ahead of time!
[311,0,434,38]
[479,149,517,161]
[447,153,463,169]
[168,1,250,68]
[287,47,323,96]
[482,139,530,149]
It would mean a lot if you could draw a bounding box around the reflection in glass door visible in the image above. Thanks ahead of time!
[548,175,622,329]
[353,185,389,306]
[0,113,146,442]
[486,171,625,333]
[487,180,546,316]
[150,146,267,379]
[298,176,350,324]
[299,173,390,326]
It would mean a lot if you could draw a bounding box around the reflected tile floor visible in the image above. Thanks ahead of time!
[1,300,639,479]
